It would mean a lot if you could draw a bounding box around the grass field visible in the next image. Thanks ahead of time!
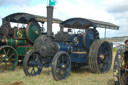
[0,52,116,85]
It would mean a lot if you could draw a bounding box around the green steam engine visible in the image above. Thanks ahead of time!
[0,13,62,71]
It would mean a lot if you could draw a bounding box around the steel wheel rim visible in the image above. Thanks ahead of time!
[0,46,18,71]
[26,52,42,75]
[55,54,71,80]
[97,42,112,73]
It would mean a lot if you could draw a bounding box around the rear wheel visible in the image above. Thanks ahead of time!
[23,50,43,76]
[89,40,112,73]
[0,45,18,71]
[51,51,71,81]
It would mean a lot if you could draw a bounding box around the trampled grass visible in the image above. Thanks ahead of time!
[0,52,116,85]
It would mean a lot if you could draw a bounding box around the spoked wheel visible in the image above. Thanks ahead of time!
[0,46,18,71]
[89,39,112,73]
[113,48,128,85]
[23,50,43,76]
[51,51,71,81]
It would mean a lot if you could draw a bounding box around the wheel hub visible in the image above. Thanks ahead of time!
[29,60,37,66]
[62,64,66,69]
[6,58,9,62]
[2,56,9,62]
[100,54,105,60]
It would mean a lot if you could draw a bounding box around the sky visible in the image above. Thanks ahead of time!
[0,0,127,38]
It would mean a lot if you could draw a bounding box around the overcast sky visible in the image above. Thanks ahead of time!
[0,0,127,38]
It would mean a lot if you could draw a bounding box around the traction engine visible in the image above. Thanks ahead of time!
[23,6,119,80]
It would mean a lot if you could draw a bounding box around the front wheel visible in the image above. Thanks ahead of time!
[23,50,43,76]
[51,51,71,81]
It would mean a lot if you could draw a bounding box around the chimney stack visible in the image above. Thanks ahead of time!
[47,6,54,36]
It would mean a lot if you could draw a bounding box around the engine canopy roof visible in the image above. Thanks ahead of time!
[60,18,119,30]
[3,12,62,24]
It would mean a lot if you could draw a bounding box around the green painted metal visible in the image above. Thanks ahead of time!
[26,22,41,43]
[14,29,26,39]
[16,46,33,56]
[6,38,26,47]
[27,46,33,51]
[16,46,27,56]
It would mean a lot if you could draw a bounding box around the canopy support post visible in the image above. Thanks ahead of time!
[104,28,106,39]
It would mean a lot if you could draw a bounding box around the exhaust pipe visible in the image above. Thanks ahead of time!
[47,6,54,36]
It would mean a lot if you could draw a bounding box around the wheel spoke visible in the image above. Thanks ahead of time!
[61,56,64,63]
[9,59,16,61]
[105,52,110,56]
[102,60,106,64]
[57,64,62,68]
[65,61,70,67]
[3,49,7,56]
[31,67,36,74]
[8,53,15,59]
[121,73,126,80]
[6,49,10,56]
[64,57,68,63]
[57,67,62,76]
[36,65,39,69]
[62,69,66,75]
[121,65,126,69]
[66,67,70,72]
[8,60,13,65]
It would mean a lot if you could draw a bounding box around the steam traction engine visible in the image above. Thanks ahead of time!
[113,40,128,85]
[23,6,119,80]
[0,13,62,71]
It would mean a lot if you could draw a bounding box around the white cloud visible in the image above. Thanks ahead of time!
[0,0,30,6]
[55,0,119,38]
[19,4,47,16]
[103,0,128,37]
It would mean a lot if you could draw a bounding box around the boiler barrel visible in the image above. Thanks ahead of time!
[3,38,27,47]
[56,42,71,53]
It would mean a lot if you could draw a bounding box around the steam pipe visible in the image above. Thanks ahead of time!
[47,6,54,36]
